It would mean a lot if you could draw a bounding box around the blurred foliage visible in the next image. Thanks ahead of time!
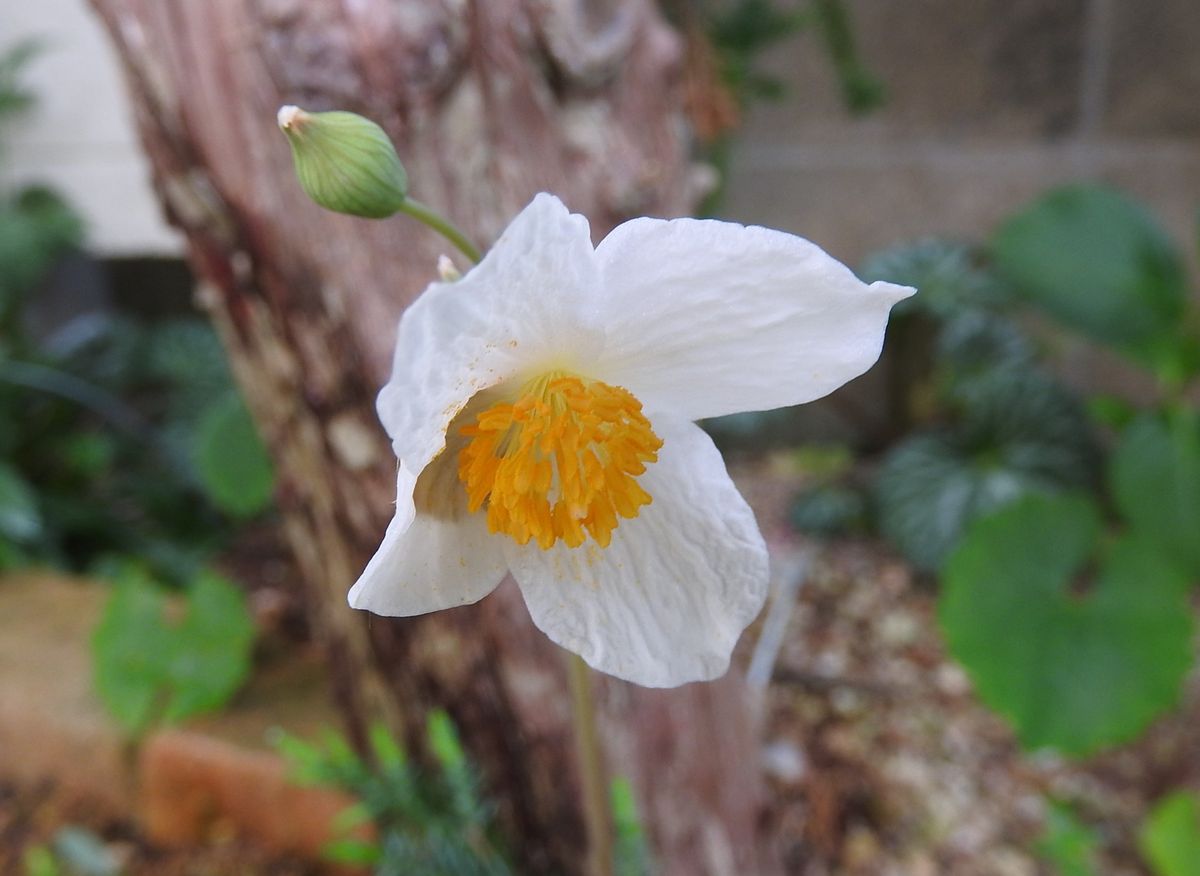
[1110,412,1200,579]
[993,185,1195,382]
[706,0,808,104]
[279,722,658,876]
[0,41,274,585]
[92,564,255,737]
[277,717,515,875]
[22,825,125,876]
[1140,792,1200,876]
[940,494,1193,755]
[1035,802,1100,876]
[874,371,1098,572]
[703,0,884,114]
[194,392,277,518]
[807,0,886,113]
[677,0,884,212]
[801,184,1200,757]
[612,777,654,876]
[0,40,41,127]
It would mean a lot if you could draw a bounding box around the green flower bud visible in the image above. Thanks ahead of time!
[277,106,408,219]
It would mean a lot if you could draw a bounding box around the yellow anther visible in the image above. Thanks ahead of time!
[458,371,662,550]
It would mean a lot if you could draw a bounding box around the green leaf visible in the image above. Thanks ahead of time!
[323,838,382,865]
[875,370,1097,571]
[369,722,407,771]
[1140,791,1200,876]
[92,569,175,734]
[0,461,41,541]
[940,494,1194,755]
[92,568,255,734]
[0,185,84,313]
[875,433,1036,571]
[147,319,233,421]
[1087,395,1138,431]
[0,39,43,123]
[22,846,61,876]
[612,777,653,876]
[194,393,275,518]
[427,710,466,771]
[992,185,1187,366]
[160,571,256,721]
[1111,412,1200,579]
[789,485,866,536]
[1035,802,1100,876]
[860,239,1010,319]
[936,310,1034,378]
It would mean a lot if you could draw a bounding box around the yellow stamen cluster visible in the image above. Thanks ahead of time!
[458,372,662,550]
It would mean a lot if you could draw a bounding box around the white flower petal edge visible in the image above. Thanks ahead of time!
[592,216,914,421]
[347,462,508,615]
[503,415,769,687]
[375,193,604,519]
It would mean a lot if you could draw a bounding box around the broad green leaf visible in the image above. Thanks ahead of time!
[0,461,40,541]
[92,570,175,734]
[194,393,275,518]
[1140,792,1200,876]
[1035,802,1100,876]
[1111,413,1200,579]
[93,568,255,734]
[160,571,256,721]
[941,494,1194,755]
[992,185,1187,365]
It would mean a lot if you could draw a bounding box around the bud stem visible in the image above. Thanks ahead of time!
[399,198,482,265]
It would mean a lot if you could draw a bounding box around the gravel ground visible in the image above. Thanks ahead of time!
[757,535,1199,875]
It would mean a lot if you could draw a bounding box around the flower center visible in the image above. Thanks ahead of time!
[458,371,662,550]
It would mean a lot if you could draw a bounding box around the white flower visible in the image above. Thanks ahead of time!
[349,194,913,687]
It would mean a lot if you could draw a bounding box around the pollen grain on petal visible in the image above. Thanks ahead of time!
[458,372,662,550]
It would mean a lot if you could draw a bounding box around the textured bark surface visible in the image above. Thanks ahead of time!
[87,1,778,873]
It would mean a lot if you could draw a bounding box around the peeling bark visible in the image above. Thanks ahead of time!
[87,1,778,872]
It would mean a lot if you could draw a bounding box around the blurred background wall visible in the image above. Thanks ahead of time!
[1,0,180,256]
[721,0,1200,270]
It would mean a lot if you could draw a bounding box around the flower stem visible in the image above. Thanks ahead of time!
[399,197,483,264]
[567,652,613,876]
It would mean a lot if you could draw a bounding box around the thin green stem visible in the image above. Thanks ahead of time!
[399,198,482,264]
[567,652,613,876]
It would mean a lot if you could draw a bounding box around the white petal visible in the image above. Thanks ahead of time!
[592,216,913,420]
[348,460,507,615]
[505,416,769,687]
[376,193,604,507]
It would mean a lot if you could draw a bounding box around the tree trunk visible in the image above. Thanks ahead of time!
[88,1,778,873]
